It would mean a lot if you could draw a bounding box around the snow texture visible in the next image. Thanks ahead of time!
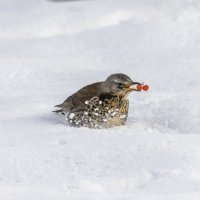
[0,0,200,199]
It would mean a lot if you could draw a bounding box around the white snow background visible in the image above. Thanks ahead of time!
[0,0,200,199]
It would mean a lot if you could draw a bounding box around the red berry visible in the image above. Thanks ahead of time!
[137,84,143,91]
[143,85,149,91]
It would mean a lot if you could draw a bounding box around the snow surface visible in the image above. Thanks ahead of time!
[1,0,200,199]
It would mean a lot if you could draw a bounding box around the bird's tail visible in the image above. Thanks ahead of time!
[53,107,65,115]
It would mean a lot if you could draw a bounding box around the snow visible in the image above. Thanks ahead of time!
[0,0,200,199]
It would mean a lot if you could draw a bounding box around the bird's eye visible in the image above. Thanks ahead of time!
[117,83,124,88]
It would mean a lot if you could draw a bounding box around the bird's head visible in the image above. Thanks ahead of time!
[104,73,141,97]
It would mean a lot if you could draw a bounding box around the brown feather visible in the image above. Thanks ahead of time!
[56,82,104,112]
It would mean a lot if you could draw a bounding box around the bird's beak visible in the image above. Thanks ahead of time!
[127,82,142,92]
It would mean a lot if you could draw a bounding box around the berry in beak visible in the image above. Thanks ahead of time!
[128,82,142,91]
[128,82,150,92]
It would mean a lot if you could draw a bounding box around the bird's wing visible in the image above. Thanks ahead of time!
[56,82,103,112]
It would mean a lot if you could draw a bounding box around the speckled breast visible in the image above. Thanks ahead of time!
[67,96,129,129]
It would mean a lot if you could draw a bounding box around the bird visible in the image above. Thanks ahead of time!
[54,73,142,128]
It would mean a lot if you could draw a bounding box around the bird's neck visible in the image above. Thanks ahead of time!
[101,82,110,93]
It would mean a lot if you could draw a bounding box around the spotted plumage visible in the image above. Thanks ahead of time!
[54,73,141,128]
